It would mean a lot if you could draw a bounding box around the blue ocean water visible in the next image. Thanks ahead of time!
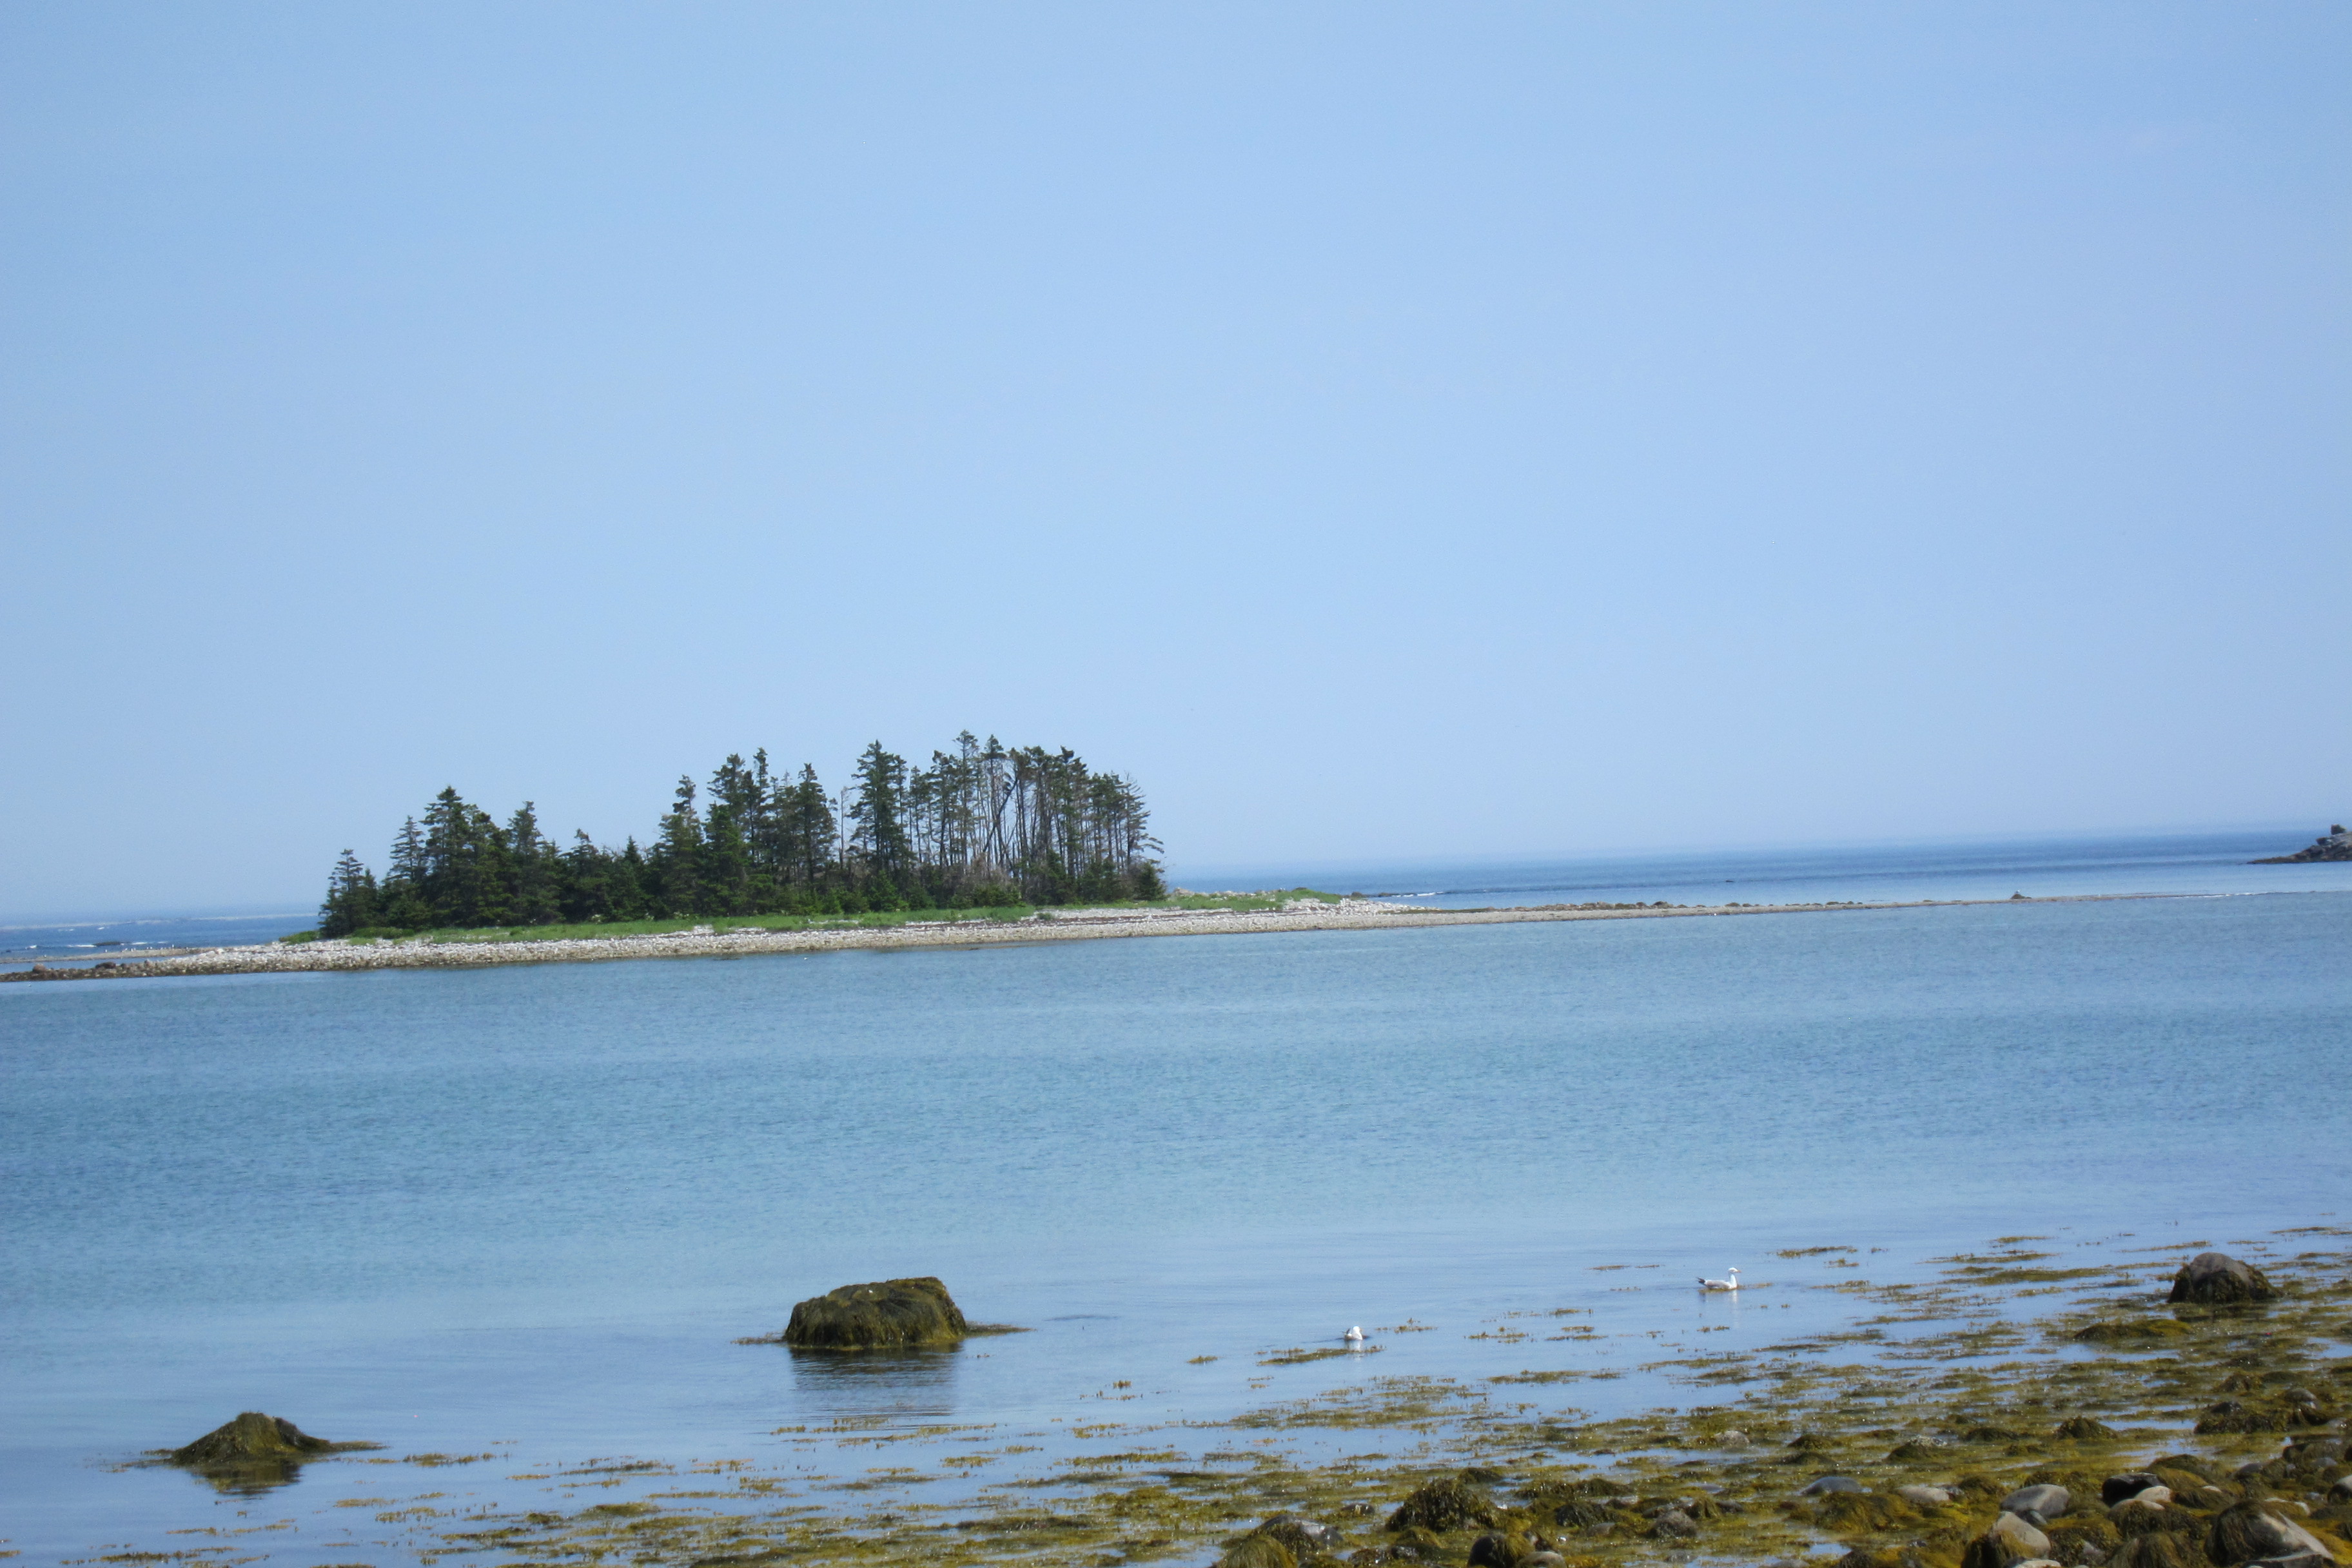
[0,909,314,962]
[1191,826,2349,908]
[1,838,2347,1563]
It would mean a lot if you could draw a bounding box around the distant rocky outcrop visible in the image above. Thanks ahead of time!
[769,1277,974,1349]
[2252,826,2352,863]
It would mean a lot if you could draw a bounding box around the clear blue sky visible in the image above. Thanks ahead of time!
[2,3,2344,919]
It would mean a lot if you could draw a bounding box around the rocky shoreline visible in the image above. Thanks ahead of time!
[79,1228,2352,1568]
[3,892,2092,983]
[2253,827,2352,865]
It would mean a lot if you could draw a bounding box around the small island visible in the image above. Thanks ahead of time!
[306,731,1165,940]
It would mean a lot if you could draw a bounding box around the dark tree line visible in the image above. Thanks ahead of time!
[317,733,1163,937]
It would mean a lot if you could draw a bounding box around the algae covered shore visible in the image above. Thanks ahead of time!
[5,890,2091,984]
[88,1226,2352,1568]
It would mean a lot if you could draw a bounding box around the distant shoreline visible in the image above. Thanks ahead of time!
[0,890,2179,984]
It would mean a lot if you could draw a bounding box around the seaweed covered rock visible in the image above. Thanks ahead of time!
[1253,1516,1342,1560]
[1469,1529,1540,1566]
[1220,1534,1298,1568]
[2206,1502,2334,1567]
[2196,1396,2337,1436]
[1816,1492,1914,1533]
[778,1277,970,1349]
[1387,1525,1447,1561]
[2047,1514,2124,1565]
[2170,1253,2282,1306]
[1646,1509,1699,1540]
[1386,1475,1497,1533]
[161,1411,371,1493]
[2058,1418,2121,1441]
[2282,1436,2345,1475]
[172,1411,336,1467]
[2108,1536,2198,1568]
[2113,1499,2206,1540]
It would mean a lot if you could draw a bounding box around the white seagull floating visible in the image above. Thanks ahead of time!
[1698,1268,1741,1292]
[1344,1326,1366,1342]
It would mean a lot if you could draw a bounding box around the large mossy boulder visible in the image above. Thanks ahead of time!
[161,1411,371,1493]
[173,1411,336,1466]
[2169,1253,2280,1306]
[780,1277,970,1349]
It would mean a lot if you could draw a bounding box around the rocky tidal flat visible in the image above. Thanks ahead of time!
[76,1229,2352,1568]
[5,893,2099,985]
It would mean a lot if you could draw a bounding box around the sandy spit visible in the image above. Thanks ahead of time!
[0,894,2090,985]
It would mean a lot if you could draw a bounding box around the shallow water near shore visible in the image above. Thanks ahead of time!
[1,887,2347,1563]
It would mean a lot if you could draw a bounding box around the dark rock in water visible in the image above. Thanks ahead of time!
[778,1277,970,1349]
[1220,1535,1297,1568]
[2056,1417,2119,1440]
[2251,827,2352,864]
[172,1411,335,1467]
[2330,1477,2352,1505]
[2105,1476,2166,1507]
[161,1411,371,1493]
[2006,1485,2073,1520]
[1801,1475,1866,1496]
[2207,1502,2333,1567]
[2169,1253,2281,1305]
[1386,1475,1496,1533]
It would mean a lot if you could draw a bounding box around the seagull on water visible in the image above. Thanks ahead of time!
[1698,1268,1741,1292]
[1344,1326,1366,1342]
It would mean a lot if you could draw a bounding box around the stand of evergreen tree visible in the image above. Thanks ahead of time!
[317,733,1163,937]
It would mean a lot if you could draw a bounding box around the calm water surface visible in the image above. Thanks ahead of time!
[2,882,2347,1562]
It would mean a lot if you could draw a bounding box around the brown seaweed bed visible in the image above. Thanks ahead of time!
[67,1228,2352,1568]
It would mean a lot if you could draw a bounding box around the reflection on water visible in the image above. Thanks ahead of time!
[783,1346,963,1424]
